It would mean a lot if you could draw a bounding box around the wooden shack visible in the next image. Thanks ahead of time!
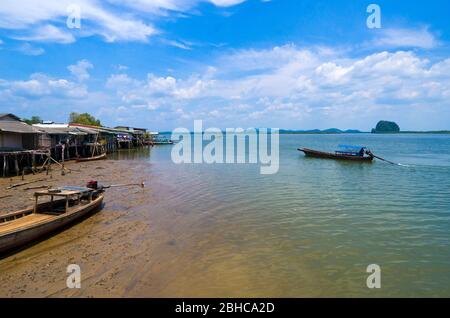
[0,114,40,150]
[114,126,147,147]
[0,113,45,176]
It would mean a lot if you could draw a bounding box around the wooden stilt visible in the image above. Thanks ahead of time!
[61,144,65,176]
[32,153,36,174]
[46,153,51,175]
[14,155,19,176]
[92,133,99,158]
[3,155,6,177]
[76,140,79,158]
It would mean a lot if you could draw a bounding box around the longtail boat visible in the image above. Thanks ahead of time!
[0,186,104,255]
[298,145,374,162]
[152,137,174,145]
[76,153,107,162]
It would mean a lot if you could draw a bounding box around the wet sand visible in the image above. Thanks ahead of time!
[4,137,442,297]
[0,156,301,298]
[0,157,289,298]
[0,159,171,297]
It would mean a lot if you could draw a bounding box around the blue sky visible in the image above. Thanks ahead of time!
[1,0,450,130]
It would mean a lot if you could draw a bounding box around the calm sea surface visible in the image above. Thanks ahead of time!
[114,133,450,297]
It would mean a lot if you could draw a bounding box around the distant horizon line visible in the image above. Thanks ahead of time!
[157,129,450,134]
[9,113,448,134]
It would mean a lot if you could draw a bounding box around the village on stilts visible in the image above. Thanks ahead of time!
[0,113,168,178]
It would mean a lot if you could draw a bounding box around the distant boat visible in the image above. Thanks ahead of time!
[298,145,374,162]
[0,187,104,255]
[76,153,107,162]
[152,137,174,145]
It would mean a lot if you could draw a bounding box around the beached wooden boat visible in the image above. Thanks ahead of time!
[0,187,103,255]
[76,153,107,162]
[298,145,374,162]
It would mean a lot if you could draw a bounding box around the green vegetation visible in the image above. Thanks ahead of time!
[69,112,101,126]
[22,116,42,125]
[371,120,400,133]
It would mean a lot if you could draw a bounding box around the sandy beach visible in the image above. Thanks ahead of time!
[0,158,175,297]
[0,154,303,298]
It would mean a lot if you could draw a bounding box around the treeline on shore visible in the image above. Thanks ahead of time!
[22,115,450,135]
[23,112,102,127]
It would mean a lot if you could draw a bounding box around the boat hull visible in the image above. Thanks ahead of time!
[153,141,173,145]
[298,148,373,162]
[0,194,103,255]
[76,153,107,162]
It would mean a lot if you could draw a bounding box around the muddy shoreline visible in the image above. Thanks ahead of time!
[0,156,267,298]
[0,158,170,297]
[0,160,128,215]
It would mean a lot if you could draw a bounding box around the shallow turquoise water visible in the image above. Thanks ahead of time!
[114,134,450,297]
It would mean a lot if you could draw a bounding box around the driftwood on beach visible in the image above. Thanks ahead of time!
[23,185,50,191]
[6,178,47,190]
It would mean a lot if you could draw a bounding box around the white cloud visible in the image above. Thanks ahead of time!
[68,59,93,81]
[115,64,128,71]
[14,24,75,44]
[161,39,193,50]
[0,0,247,44]
[107,0,247,13]
[2,43,450,130]
[0,71,89,99]
[106,73,137,88]
[16,43,45,56]
[0,0,156,43]
[103,45,450,129]
[371,27,440,49]
[106,72,214,111]
[208,0,246,7]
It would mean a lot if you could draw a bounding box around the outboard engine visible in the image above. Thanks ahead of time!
[86,180,98,189]
[87,180,105,192]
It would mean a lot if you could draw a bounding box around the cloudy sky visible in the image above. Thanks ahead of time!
[0,0,449,130]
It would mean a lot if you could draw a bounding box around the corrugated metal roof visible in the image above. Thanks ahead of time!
[0,121,40,133]
[33,123,68,129]
[34,126,90,135]
[0,113,21,121]
[76,126,102,134]
[97,127,131,135]
[68,123,117,135]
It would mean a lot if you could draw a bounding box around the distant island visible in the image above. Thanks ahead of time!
[281,120,449,134]
[371,120,400,133]
[159,121,450,135]
[160,128,450,135]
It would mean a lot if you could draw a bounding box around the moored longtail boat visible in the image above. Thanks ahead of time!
[298,145,374,162]
[152,137,174,145]
[76,153,107,162]
[0,186,104,255]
